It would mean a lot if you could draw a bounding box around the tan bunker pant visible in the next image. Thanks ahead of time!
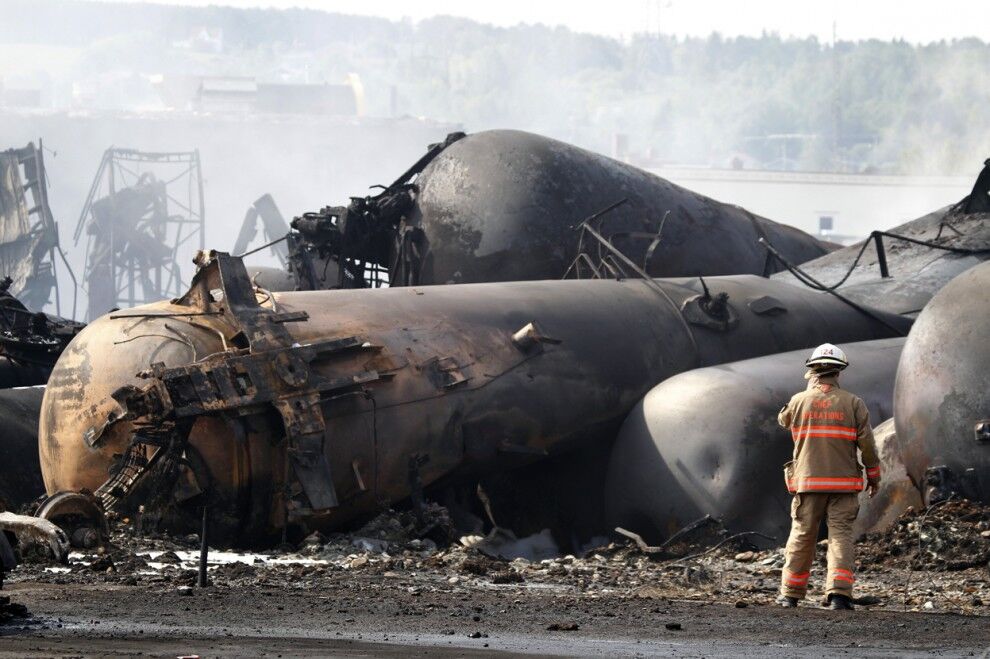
[780,492,858,600]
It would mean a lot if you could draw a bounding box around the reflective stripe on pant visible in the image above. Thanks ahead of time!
[780,492,859,600]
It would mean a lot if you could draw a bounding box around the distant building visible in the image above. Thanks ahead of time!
[172,27,224,54]
[151,75,364,116]
[0,81,42,109]
[650,165,971,238]
[256,83,358,115]
[196,77,257,113]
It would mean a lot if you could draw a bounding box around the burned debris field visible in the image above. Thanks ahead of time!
[0,128,987,657]
[3,4,990,654]
[5,500,990,657]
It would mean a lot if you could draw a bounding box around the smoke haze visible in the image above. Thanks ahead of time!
[1,0,987,315]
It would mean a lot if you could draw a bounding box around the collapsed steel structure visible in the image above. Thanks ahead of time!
[74,148,205,321]
[0,141,73,316]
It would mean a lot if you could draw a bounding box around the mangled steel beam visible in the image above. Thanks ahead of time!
[603,338,905,544]
[894,260,990,504]
[232,194,298,293]
[37,251,909,546]
[233,193,291,268]
[286,130,833,289]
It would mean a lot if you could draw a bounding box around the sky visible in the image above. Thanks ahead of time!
[91,0,990,43]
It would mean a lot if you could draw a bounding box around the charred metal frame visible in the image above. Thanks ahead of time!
[562,199,712,353]
[562,198,670,281]
[73,148,205,320]
[0,141,76,316]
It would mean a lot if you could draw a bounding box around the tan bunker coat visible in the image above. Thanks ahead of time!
[777,375,881,600]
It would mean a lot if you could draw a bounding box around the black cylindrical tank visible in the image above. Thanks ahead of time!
[0,358,50,389]
[410,130,832,284]
[0,386,46,510]
[604,338,905,543]
[894,261,990,496]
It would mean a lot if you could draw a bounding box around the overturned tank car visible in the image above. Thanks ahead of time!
[282,130,832,289]
[0,386,46,510]
[894,260,990,504]
[597,160,990,545]
[603,338,905,544]
[37,251,909,546]
[772,159,990,316]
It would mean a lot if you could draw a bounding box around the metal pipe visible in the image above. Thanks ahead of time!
[198,506,209,588]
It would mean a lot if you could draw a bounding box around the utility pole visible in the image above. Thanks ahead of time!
[831,19,842,171]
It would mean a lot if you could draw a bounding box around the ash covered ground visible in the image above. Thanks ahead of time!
[3,500,990,657]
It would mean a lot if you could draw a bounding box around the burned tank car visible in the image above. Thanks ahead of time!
[772,201,990,316]
[0,386,46,510]
[410,130,832,284]
[0,358,50,388]
[604,338,904,544]
[38,254,908,546]
[894,261,990,500]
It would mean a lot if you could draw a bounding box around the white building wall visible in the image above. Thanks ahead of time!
[651,167,973,238]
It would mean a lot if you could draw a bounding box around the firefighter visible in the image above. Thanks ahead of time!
[777,343,880,610]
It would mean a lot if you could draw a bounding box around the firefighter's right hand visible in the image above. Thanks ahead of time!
[867,482,879,498]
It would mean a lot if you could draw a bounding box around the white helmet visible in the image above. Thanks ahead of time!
[805,343,848,370]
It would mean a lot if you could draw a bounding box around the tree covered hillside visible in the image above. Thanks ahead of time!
[3,0,989,173]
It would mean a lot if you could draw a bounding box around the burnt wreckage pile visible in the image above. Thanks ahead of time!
[1,131,987,594]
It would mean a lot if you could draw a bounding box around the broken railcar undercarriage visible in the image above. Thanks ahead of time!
[37,250,909,547]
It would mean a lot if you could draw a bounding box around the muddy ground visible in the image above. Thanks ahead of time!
[2,502,990,657]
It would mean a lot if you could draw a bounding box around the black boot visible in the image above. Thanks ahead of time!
[779,596,799,608]
[828,594,854,610]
